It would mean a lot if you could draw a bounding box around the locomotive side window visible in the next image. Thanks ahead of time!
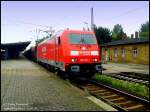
[69,34,97,44]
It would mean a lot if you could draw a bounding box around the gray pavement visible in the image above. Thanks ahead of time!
[1,59,104,111]
[102,62,149,75]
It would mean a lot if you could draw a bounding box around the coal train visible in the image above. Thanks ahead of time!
[24,29,102,78]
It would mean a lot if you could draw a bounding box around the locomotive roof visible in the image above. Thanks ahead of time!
[64,29,94,34]
[38,29,95,45]
[38,30,64,45]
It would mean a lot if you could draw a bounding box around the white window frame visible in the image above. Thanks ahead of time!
[132,47,138,57]
[121,48,125,58]
[114,48,118,57]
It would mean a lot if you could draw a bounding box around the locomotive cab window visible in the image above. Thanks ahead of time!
[69,34,97,44]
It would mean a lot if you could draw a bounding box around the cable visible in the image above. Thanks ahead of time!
[102,6,147,25]
[2,18,52,28]
[110,7,145,20]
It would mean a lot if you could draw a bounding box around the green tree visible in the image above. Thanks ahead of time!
[93,25,112,45]
[112,24,125,41]
[139,21,149,38]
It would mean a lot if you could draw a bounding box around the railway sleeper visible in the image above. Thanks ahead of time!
[86,84,94,86]
[86,86,100,89]
[124,104,144,111]
[109,97,125,102]
[103,94,118,99]
[88,80,149,111]
[86,85,101,88]
[116,101,133,105]
[89,89,107,93]
[119,102,142,108]
[136,80,145,83]
[95,91,112,96]
[104,95,121,100]
[94,93,112,97]
[135,107,149,111]
[106,73,148,85]
[131,79,138,81]
[87,87,102,91]
[111,99,128,103]
[86,86,104,90]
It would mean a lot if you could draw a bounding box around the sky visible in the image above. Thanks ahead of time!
[1,1,149,44]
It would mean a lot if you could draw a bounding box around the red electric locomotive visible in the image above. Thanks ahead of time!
[37,29,102,78]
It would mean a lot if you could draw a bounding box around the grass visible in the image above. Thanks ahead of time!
[93,74,149,99]
[5,80,11,87]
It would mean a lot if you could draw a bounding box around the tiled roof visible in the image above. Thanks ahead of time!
[101,37,149,46]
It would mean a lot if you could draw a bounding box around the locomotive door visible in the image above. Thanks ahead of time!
[55,37,59,65]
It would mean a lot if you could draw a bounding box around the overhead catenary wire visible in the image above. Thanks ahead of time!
[2,6,147,28]
[103,6,147,25]
[2,6,148,37]
[3,6,146,27]
[2,18,53,28]
[98,6,148,35]
[110,6,145,20]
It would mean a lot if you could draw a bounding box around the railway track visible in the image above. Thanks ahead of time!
[74,79,149,111]
[120,72,149,80]
[102,71,149,86]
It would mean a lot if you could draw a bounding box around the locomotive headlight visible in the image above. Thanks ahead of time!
[72,59,75,62]
[93,58,98,62]
[91,51,98,56]
[71,58,77,62]
[70,51,79,56]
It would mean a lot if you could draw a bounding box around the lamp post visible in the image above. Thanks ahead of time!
[91,7,94,31]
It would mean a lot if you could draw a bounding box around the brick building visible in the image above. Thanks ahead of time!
[101,37,149,65]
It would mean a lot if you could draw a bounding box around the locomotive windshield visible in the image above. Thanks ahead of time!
[69,34,97,44]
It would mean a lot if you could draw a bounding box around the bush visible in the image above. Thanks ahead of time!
[93,74,149,99]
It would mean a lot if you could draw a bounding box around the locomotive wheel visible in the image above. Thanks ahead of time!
[49,66,55,72]
[57,70,68,79]
[84,72,95,79]
[46,64,50,70]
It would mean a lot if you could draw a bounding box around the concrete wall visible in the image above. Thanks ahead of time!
[101,43,149,65]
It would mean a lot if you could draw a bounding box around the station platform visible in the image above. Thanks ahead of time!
[102,62,149,75]
[1,59,109,111]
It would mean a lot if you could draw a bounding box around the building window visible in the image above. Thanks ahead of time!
[114,48,118,57]
[121,48,125,58]
[132,47,138,57]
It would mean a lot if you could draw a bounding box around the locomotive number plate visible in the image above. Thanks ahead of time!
[80,59,89,62]
[79,51,90,55]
